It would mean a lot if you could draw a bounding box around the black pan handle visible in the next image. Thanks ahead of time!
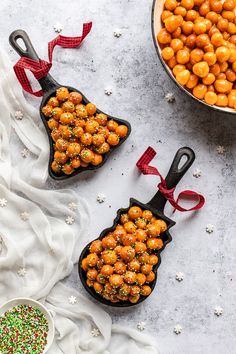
[148,147,195,212]
[9,29,60,93]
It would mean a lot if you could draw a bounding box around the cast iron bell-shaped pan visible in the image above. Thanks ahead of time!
[9,30,131,180]
[79,147,195,307]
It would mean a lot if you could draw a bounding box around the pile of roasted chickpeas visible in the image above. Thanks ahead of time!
[158,0,236,108]
[81,206,168,304]
[42,87,128,175]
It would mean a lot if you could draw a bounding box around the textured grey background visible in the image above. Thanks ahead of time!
[1,0,236,353]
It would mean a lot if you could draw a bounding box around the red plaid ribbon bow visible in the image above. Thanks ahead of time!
[13,22,92,97]
[136,147,205,212]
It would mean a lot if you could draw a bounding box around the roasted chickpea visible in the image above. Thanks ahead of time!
[67,142,81,157]
[76,104,88,118]
[162,46,175,60]
[122,234,136,246]
[48,118,59,130]
[136,273,146,286]
[114,261,127,275]
[135,218,147,229]
[124,221,136,234]
[147,223,161,237]
[87,253,99,267]
[54,151,68,164]
[141,264,153,275]
[164,15,183,33]
[107,120,119,132]
[120,213,130,224]
[214,79,233,92]
[101,250,117,265]
[141,285,152,296]
[176,69,191,84]
[215,46,231,62]
[193,61,210,77]
[90,240,103,254]
[42,105,53,117]
[86,103,97,116]
[157,28,172,44]
[81,258,89,271]
[60,112,74,125]
[165,0,178,10]
[147,238,164,250]
[101,265,114,276]
[135,242,147,254]
[216,93,228,105]
[149,254,159,265]
[186,73,199,88]
[102,235,117,249]
[124,271,137,284]
[138,253,150,265]
[142,210,153,221]
[202,73,216,85]
[176,49,190,64]
[96,142,110,154]
[91,153,103,166]
[62,101,75,113]
[155,219,168,232]
[136,229,148,242]
[204,91,218,104]
[120,246,135,262]
[51,129,61,142]
[93,282,103,294]
[68,91,83,104]
[146,271,156,283]
[87,268,98,281]
[56,87,69,101]
[62,163,74,175]
[107,132,120,146]
[51,161,61,173]
[80,133,93,145]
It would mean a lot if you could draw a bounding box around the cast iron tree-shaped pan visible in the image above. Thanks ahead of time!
[9,30,131,180]
[79,147,195,307]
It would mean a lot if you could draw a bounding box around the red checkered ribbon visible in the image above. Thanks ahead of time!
[13,22,92,97]
[136,146,205,212]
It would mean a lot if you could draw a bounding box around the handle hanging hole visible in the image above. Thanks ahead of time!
[16,37,27,52]
[177,154,188,170]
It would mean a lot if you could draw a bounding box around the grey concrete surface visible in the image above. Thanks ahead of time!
[1,0,236,353]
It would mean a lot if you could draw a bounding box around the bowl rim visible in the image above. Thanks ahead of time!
[151,0,236,116]
[0,297,55,353]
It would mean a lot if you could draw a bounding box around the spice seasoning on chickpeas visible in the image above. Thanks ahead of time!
[158,0,236,108]
[81,206,167,304]
[42,87,129,175]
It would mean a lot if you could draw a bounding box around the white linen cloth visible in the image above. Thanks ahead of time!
[0,49,159,354]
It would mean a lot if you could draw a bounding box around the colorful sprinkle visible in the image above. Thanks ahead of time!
[0,304,49,353]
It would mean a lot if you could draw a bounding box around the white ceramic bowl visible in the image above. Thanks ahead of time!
[151,0,236,115]
[0,297,55,353]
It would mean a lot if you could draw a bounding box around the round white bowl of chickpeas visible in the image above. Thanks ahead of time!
[152,0,236,114]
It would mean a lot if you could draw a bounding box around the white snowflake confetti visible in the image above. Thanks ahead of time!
[214,306,223,316]
[174,324,182,334]
[68,202,78,211]
[193,168,202,178]
[216,146,226,155]
[20,211,30,221]
[68,296,77,304]
[105,87,113,96]
[96,193,106,203]
[206,224,214,233]
[21,149,29,158]
[65,216,75,225]
[137,322,146,331]
[113,29,122,38]
[14,110,24,120]
[53,22,64,33]
[175,272,184,282]
[17,267,27,277]
[0,198,7,207]
[165,92,175,103]
[91,328,100,337]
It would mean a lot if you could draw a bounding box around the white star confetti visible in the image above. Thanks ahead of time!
[193,168,202,178]
[21,149,29,158]
[20,211,30,221]
[113,29,122,38]
[105,87,113,96]
[53,22,64,33]
[216,146,226,155]
[68,295,77,304]
[0,198,7,207]
[96,193,106,203]
[165,92,175,103]
[91,328,100,337]
[14,110,24,120]
[214,306,223,316]
[65,216,75,225]
[137,322,146,331]
[17,267,27,277]
[175,272,184,282]
[174,324,182,334]
[68,202,78,211]
[206,224,214,233]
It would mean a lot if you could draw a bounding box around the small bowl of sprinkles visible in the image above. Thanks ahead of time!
[0,298,54,354]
